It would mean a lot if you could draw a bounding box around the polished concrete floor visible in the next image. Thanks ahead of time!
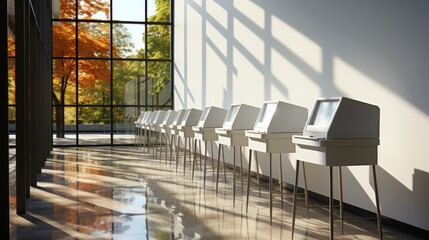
[9,146,421,239]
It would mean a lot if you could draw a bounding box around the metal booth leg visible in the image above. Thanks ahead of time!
[240,146,243,190]
[255,152,261,197]
[189,139,201,181]
[339,167,344,234]
[280,154,284,209]
[203,141,208,189]
[211,141,215,176]
[222,145,227,183]
[233,146,236,207]
[175,135,180,172]
[246,149,253,213]
[303,162,309,218]
[191,139,197,181]
[170,134,175,165]
[199,140,202,170]
[183,137,187,175]
[291,160,300,239]
[329,166,334,240]
[372,165,383,240]
[269,153,273,225]
[216,144,221,195]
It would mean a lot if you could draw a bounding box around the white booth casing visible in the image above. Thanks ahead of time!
[134,111,146,126]
[150,110,167,131]
[245,101,308,153]
[216,103,260,146]
[293,137,379,166]
[169,109,187,135]
[178,108,203,138]
[136,111,148,129]
[292,97,380,166]
[193,106,228,141]
[246,132,299,153]
[143,111,156,130]
[160,110,177,134]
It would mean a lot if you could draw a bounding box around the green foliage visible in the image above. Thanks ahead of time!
[52,0,171,126]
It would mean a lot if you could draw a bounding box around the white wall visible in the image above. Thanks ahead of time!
[174,0,429,231]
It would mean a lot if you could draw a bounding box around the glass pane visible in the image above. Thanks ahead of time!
[148,0,170,22]
[53,21,76,57]
[53,106,77,146]
[8,59,15,105]
[147,24,170,59]
[9,107,16,146]
[8,106,16,127]
[113,107,139,144]
[113,60,145,105]
[8,33,15,57]
[113,23,145,59]
[147,62,170,106]
[77,60,111,105]
[53,0,76,19]
[78,0,110,20]
[112,0,145,21]
[78,107,111,145]
[53,59,77,105]
[78,22,110,58]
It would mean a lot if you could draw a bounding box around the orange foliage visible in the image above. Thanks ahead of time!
[57,0,109,20]
[8,33,15,57]
[53,0,112,103]
[78,0,110,20]
[78,60,110,88]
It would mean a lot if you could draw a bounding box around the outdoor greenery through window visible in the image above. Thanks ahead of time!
[52,0,173,146]
[8,32,16,147]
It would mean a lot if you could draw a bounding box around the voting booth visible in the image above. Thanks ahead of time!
[245,100,308,224]
[169,109,187,136]
[245,101,308,153]
[191,106,228,185]
[143,111,158,130]
[168,109,187,166]
[178,108,202,138]
[177,108,203,174]
[293,97,380,166]
[214,104,260,200]
[138,111,156,149]
[193,106,228,141]
[149,110,167,131]
[216,103,260,146]
[291,97,382,240]
[159,110,176,136]
[160,110,177,129]
[146,111,167,154]
[134,111,147,146]
[158,110,177,162]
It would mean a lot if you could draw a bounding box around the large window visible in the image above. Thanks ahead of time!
[8,32,16,147]
[52,0,173,146]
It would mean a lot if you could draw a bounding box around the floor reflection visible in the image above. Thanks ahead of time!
[9,146,421,239]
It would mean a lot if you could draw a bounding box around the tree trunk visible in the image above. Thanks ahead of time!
[55,105,65,138]
[52,92,65,138]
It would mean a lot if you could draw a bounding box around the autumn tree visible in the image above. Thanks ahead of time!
[53,0,172,138]
[53,0,111,137]
[8,33,16,121]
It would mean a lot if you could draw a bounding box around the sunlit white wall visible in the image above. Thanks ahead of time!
[174,0,429,231]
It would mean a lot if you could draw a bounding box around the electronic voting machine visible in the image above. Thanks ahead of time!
[178,108,202,138]
[245,101,308,153]
[192,106,228,141]
[216,104,260,146]
[292,97,380,166]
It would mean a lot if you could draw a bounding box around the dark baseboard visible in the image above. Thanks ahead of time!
[236,164,428,238]
[286,184,429,239]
